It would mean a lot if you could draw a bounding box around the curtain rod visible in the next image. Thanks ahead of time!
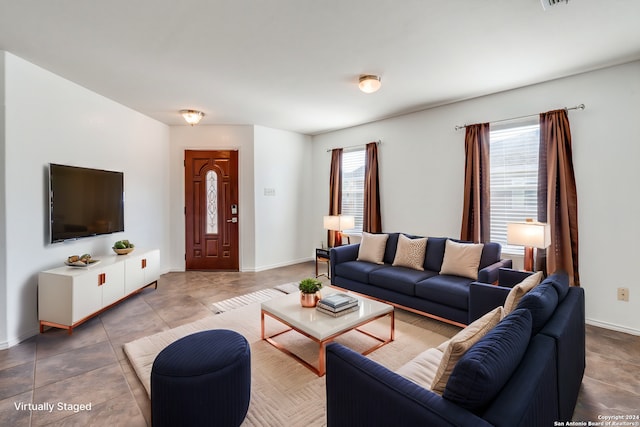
[326,140,381,153]
[454,104,585,131]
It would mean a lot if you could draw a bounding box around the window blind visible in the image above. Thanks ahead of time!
[341,148,365,233]
[489,121,540,254]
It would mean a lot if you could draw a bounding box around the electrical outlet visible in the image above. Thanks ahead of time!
[617,287,629,302]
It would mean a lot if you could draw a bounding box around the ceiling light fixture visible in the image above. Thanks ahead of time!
[180,109,205,126]
[541,0,568,11]
[358,75,382,94]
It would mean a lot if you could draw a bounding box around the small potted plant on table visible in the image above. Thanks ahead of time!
[298,278,323,307]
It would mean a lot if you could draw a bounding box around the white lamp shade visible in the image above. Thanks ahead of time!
[323,215,355,231]
[507,221,551,249]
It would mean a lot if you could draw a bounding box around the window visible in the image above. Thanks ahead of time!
[205,170,218,234]
[489,119,540,254]
[341,148,365,233]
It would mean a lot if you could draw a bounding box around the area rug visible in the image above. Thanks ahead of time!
[211,288,288,313]
[210,282,300,313]
[273,282,300,294]
[124,300,453,427]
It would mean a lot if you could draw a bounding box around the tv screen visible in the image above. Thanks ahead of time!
[49,164,124,243]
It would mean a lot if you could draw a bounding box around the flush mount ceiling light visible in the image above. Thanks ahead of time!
[358,75,382,94]
[180,109,205,126]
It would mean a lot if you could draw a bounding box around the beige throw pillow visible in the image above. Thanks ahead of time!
[439,240,484,280]
[430,306,504,394]
[395,347,444,390]
[392,234,427,271]
[503,271,544,314]
[357,232,389,264]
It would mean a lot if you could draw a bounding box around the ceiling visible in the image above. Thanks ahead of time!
[1,1,639,135]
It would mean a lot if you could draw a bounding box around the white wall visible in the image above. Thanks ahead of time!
[168,125,256,271]
[253,126,313,270]
[312,61,640,335]
[168,125,314,272]
[312,108,466,241]
[0,53,7,346]
[0,52,171,348]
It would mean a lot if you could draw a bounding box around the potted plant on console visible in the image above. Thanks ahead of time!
[299,278,323,307]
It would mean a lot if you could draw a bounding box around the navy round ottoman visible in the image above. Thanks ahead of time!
[151,329,251,427]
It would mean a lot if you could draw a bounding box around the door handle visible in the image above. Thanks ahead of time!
[227,217,238,223]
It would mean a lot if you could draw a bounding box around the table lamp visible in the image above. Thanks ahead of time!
[323,215,355,247]
[507,219,551,271]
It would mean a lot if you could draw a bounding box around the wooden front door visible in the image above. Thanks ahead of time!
[185,150,239,270]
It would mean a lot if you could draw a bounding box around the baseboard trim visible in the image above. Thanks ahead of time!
[250,257,313,273]
[0,326,41,350]
[586,318,640,336]
[168,258,314,273]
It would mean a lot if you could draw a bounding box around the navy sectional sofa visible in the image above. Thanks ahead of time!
[330,233,512,326]
[325,271,585,426]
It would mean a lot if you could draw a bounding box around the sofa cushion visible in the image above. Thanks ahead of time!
[424,237,448,272]
[369,266,435,296]
[478,242,501,269]
[503,271,543,314]
[357,232,389,264]
[439,240,484,280]
[544,271,570,301]
[443,308,533,413]
[415,275,472,311]
[334,260,386,284]
[392,234,427,271]
[382,233,401,264]
[431,306,503,394]
[516,282,559,334]
[395,347,444,390]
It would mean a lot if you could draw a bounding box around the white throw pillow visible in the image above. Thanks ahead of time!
[439,240,484,280]
[392,234,427,271]
[503,271,544,314]
[357,232,389,264]
[430,306,504,394]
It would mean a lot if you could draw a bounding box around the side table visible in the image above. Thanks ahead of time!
[315,248,330,279]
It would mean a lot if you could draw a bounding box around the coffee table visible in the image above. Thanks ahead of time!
[260,287,394,376]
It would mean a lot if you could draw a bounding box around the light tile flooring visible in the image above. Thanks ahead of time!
[1,261,638,426]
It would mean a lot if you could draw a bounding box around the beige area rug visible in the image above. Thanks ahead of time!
[211,283,299,313]
[211,288,288,313]
[124,300,452,427]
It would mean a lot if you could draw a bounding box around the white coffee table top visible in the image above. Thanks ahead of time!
[261,286,393,341]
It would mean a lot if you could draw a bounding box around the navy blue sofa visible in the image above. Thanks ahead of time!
[330,233,512,326]
[325,271,585,426]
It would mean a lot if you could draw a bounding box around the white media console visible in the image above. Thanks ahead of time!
[38,249,160,334]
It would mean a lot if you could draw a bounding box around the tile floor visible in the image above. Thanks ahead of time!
[1,261,638,426]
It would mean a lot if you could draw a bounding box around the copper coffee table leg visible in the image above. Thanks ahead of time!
[318,341,327,376]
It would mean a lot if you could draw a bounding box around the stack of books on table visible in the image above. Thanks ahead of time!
[316,293,359,317]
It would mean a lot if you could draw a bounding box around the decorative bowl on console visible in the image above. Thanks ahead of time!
[113,247,134,255]
[113,240,135,255]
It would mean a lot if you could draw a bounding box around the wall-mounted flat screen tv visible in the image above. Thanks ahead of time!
[49,163,125,243]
